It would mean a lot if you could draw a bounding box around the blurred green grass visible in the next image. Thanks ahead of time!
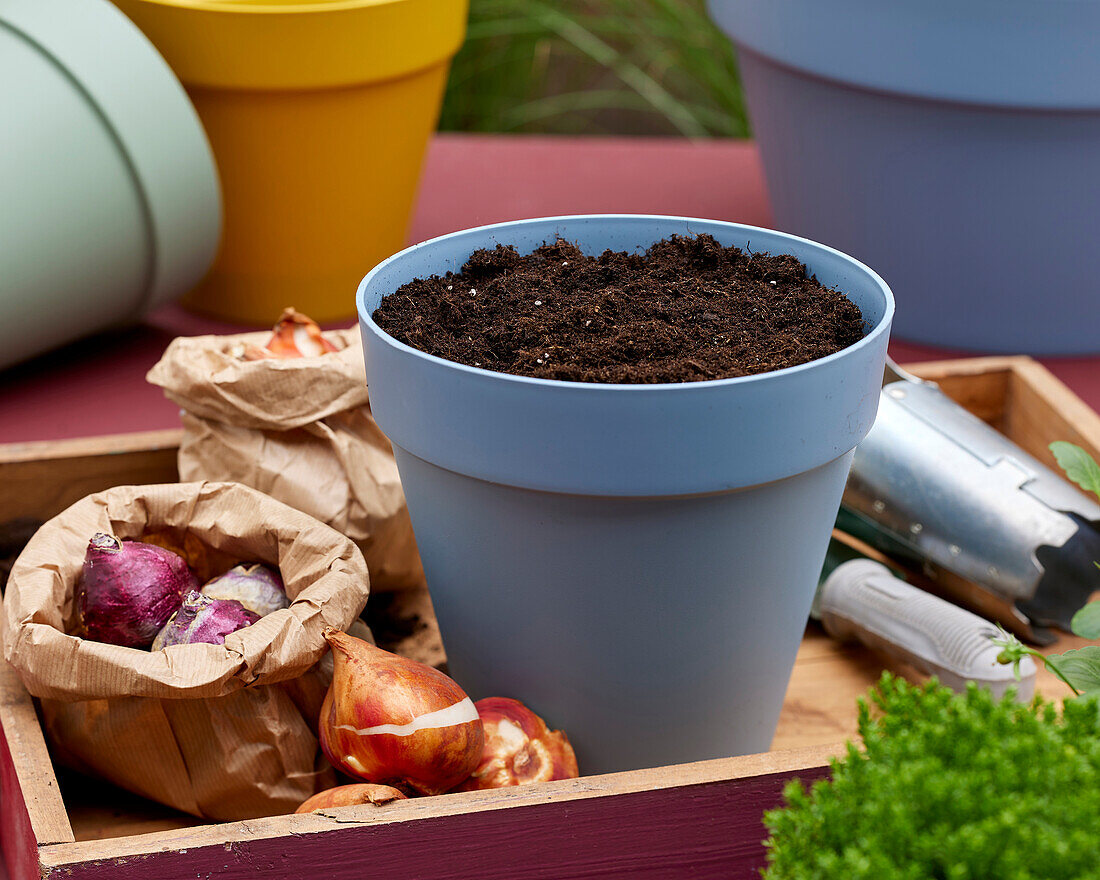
[438,0,750,138]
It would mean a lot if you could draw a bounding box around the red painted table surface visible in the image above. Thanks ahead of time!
[2,133,1098,444]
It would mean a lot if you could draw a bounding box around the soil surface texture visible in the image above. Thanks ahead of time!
[372,234,865,384]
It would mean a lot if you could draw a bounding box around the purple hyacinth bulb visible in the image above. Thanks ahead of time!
[80,533,197,649]
[152,590,260,650]
[201,563,288,617]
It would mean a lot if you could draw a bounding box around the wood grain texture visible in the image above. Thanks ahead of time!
[47,776,819,880]
[0,721,40,880]
[41,748,838,880]
[1005,358,1100,473]
[905,355,1018,427]
[905,355,1026,382]
[779,622,1099,749]
[0,355,1096,878]
[0,651,72,880]
[60,772,197,843]
[0,430,180,522]
[0,630,73,849]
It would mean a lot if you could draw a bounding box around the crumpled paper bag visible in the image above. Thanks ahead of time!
[146,327,423,591]
[0,482,371,821]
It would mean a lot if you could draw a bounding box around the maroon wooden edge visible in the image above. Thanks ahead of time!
[45,766,829,880]
[0,723,39,880]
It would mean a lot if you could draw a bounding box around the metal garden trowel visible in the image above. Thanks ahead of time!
[841,359,1100,645]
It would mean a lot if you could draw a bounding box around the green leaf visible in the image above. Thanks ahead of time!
[1048,646,1100,695]
[1049,441,1100,499]
[1071,600,1100,640]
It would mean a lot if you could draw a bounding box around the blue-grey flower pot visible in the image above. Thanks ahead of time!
[709,0,1100,354]
[358,215,893,773]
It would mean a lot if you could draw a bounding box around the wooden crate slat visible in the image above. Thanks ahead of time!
[0,722,44,880]
[0,660,73,851]
[0,430,181,522]
[1004,358,1100,472]
[39,747,838,880]
[905,355,1016,427]
[43,777,808,879]
[0,356,1096,877]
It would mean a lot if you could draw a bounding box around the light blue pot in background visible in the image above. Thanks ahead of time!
[358,215,893,773]
[709,0,1100,354]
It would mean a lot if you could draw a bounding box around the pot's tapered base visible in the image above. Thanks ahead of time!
[393,447,855,775]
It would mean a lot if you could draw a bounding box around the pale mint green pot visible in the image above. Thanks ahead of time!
[0,0,220,369]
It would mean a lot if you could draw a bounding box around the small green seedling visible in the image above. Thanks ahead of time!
[1050,441,1100,639]
[993,442,1100,696]
[1050,440,1100,499]
[993,624,1100,697]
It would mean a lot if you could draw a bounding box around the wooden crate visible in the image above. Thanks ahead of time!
[0,356,1097,880]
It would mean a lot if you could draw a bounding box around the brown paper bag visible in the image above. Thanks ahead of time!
[0,482,371,821]
[146,328,423,591]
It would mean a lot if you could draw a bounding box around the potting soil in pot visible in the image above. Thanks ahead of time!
[372,234,864,383]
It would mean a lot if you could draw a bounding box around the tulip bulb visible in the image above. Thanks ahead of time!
[318,630,484,796]
[270,307,338,358]
[237,308,338,360]
[295,783,407,813]
[452,697,579,791]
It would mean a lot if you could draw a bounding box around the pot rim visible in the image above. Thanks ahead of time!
[357,214,893,495]
[2,0,220,314]
[110,0,466,89]
[708,0,1100,110]
[357,213,894,392]
[130,0,413,15]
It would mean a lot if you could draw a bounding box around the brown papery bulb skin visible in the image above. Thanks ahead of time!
[295,783,407,813]
[319,630,484,796]
[452,697,579,792]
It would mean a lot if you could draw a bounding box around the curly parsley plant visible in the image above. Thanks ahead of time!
[762,674,1100,880]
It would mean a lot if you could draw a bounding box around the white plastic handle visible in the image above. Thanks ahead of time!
[819,559,1037,701]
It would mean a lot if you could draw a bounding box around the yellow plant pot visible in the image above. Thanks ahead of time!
[112,0,468,323]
